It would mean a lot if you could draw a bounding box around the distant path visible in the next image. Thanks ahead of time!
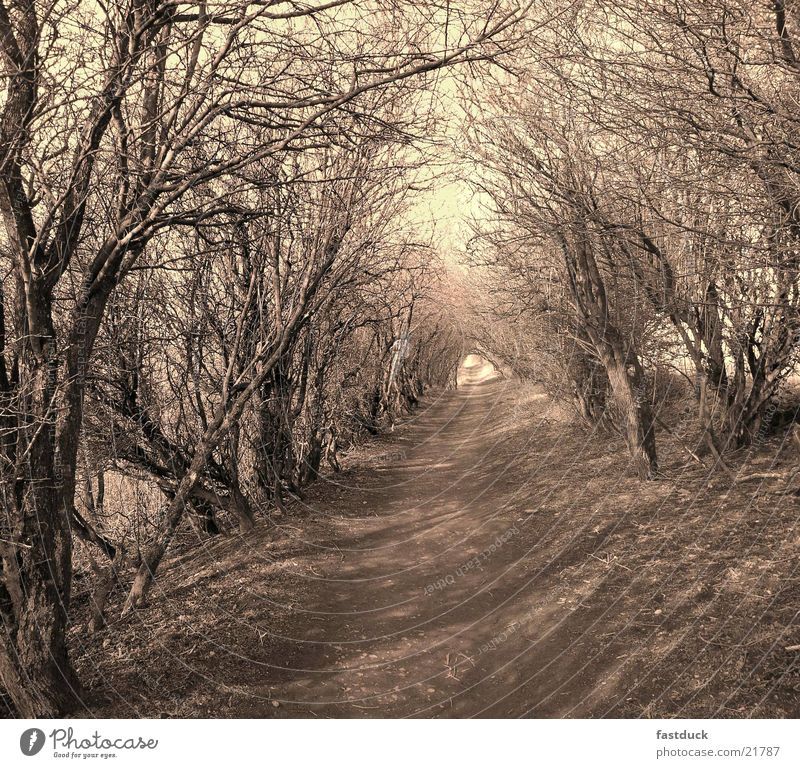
[237,361,630,717]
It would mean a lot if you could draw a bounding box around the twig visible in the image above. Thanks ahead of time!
[736,467,800,486]
[699,635,764,649]
[0,537,32,548]
[589,552,631,571]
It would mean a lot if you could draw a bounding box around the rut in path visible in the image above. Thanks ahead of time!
[231,360,636,718]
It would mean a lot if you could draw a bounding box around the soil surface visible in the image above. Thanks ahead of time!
[71,360,800,718]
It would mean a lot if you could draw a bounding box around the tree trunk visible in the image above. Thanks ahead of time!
[0,338,82,716]
[254,370,294,505]
[564,220,658,479]
[603,352,658,479]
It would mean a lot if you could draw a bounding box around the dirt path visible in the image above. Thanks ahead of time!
[78,360,799,718]
[230,362,638,717]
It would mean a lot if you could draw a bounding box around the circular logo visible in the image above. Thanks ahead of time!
[20,728,45,756]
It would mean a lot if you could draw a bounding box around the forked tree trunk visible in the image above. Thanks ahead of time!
[568,341,609,428]
[602,352,658,480]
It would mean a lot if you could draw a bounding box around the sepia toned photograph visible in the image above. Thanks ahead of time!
[0,0,799,738]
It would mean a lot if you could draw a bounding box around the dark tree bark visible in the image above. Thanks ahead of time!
[564,225,658,479]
